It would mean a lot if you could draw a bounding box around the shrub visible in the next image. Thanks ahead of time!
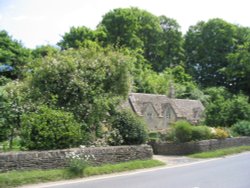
[192,126,211,141]
[231,121,250,136]
[111,110,148,145]
[93,128,124,146]
[211,128,229,139]
[165,128,176,142]
[148,132,160,142]
[66,152,92,176]
[174,121,193,143]
[106,128,124,146]
[21,105,85,150]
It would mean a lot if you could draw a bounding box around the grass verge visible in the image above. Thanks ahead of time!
[0,159,165,188]
[188,145,250,158]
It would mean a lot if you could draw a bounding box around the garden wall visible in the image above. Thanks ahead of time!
[0,145,153,172]
[150,137,250,155]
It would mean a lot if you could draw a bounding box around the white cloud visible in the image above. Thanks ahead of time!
[1,0,250,48]
[12,16,28,21]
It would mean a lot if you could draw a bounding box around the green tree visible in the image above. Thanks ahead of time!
[21,105,84,150]
[25,47,132,134]
[226,41,250,96]
[98,7,184,72]
[111,110,148,145]
[57,26,104,50]
[0,30,31,80]
[133,65,205,101]
[156,16,185,71]
[184,19,238,88]
[32,45,59,59]
[174,121,193,143]
[204,87,250,126]
[0,81,24,148]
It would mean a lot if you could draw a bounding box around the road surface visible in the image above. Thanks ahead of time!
[31,152,250,188]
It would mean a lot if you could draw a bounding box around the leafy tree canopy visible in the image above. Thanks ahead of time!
[57,26,105,50]
[99,7,184,72]
[226,38,250,96]
[0,30,31,80]
[204,87,250,126]
[58,8,184,72]
[32,45,59,59]
[25,47,132,131]
[184,19,238,88]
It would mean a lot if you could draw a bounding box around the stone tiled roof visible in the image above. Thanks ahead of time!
[127,93,204,122]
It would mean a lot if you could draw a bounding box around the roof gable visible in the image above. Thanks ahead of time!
[128,93,204,121]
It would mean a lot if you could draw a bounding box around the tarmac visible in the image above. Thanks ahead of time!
[153,155,204,166]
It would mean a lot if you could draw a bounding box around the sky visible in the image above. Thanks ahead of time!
[0,0,250,49]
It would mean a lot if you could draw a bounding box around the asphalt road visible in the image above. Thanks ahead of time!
[39,152,250,188]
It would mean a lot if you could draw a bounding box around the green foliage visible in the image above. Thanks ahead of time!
[0,160,164,188]
[226,40,250,96]
[192,126,211,141]
[84,160,165,176]
[231,120,250,136]
[133,65,205,101]
[21,105,84,150]
[169,121,212,143]
[184,19,238,88]
[210,128,229,139]
[165,128,177,142]
[157,15,185,71]
[189,146,250,158]
[174,121,193,143]
[205,87,250,126]
[99,7,183,71]
[31,45,59,59]
[66,152,90,176]
[57,26,103,50]
[25,48,132,132]
[105,128,124,146]
[0,81,24,147]
[225,95,250,125]
[148,132,160,142]
[0,137,22,152]
[0,30,31,80]
[0,76,12,86]
[111,110,148,145]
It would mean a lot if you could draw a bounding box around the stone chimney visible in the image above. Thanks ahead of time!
[168,81,175,98]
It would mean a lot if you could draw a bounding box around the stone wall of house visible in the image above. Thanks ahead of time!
[142,104,176,131]
[150,137,250,155]
[0,145,153,172]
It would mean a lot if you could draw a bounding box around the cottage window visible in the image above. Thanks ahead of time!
[165,105,171,120]
[193,107,201,119]
[147,112,153,120]
[166,109,170,120]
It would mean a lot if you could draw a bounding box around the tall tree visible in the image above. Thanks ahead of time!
[98,7,184,72]
[226,41,250,96]
[184,19,238,88]
[32,45,59,59]
[156,16,185,71]
[0,30,31,80]
[25,47,132,130]
[57,26,105,50]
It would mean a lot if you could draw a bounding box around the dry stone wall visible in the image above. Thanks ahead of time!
[0,145,153,172]
[150,137,250,155]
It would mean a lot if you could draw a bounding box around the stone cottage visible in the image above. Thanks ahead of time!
[123,93,205,131]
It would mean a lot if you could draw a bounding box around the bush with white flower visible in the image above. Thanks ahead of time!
[66,151,95,176]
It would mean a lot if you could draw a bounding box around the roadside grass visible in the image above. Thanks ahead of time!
[0,159,165,188]
[188,146,250,158]
[84,159,165,176]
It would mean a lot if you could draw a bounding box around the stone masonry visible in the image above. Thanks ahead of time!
[150,137,250,155]
[0,145,153,172]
